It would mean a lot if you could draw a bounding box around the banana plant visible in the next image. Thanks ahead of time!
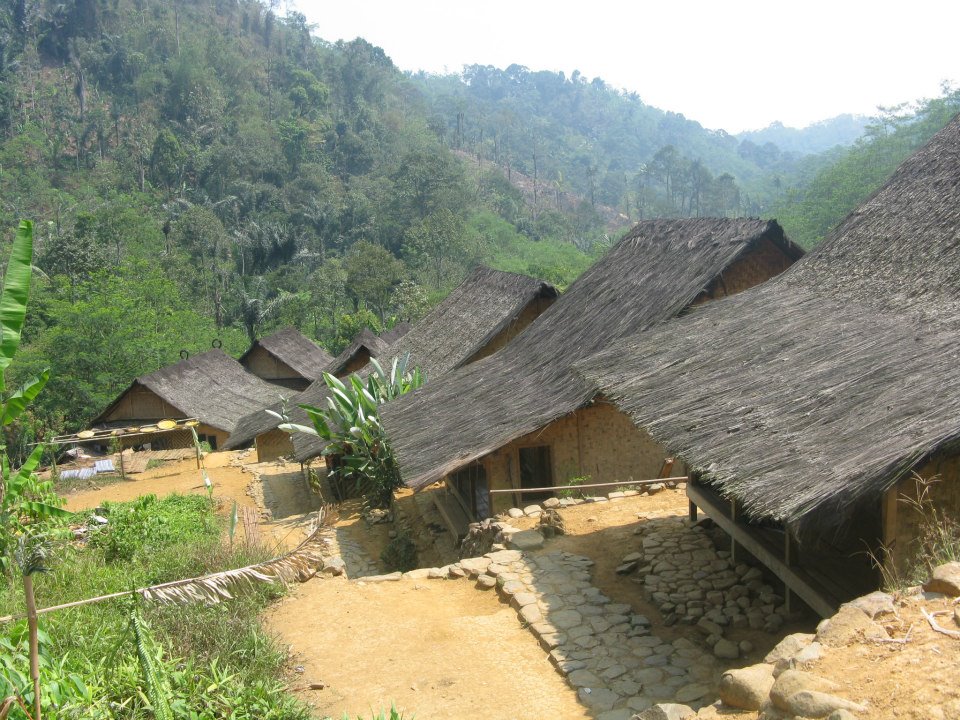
[279,353,423,508]
[0,222,70,572]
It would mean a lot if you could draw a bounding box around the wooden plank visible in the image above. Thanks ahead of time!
[432,490,471,540]
[687,483,838,618]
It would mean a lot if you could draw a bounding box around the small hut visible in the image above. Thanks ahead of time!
[378,321,411,346]
[239,327,333,391]
[94,349,282,450]
[578,114,960,616]
[380,219,803,537]
[225,266,559,463]
[325,328,391,378]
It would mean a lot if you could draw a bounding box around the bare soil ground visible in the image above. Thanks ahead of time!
[265,578,590,720]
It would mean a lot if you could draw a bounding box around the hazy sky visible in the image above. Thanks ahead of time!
[292,0,960,133]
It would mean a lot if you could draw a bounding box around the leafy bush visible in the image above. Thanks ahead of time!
[283,355,424,508]
[88,494,219,563]
[380,533,418,573]
[557,475,590,499]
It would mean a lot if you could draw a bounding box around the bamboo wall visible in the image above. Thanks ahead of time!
[464,294,558,365]
[255,428,295,463]
[241,346,310,390]
[693,238,797,304]
[480,399,681,515]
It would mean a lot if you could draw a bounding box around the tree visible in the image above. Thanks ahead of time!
[149,129,186,196]
[343,240,404,324]
[402,208,465,289]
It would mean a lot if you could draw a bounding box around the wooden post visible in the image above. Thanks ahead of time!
[688,499,698,522]
[118,450,126,480]
[23,574,41,720]
[784,531,793,614]
[730,499,738,563]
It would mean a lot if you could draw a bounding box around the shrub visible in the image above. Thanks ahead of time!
[380,533,418,572]
[557,475,590,499]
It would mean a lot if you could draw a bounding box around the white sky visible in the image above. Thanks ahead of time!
[291,0,960,133]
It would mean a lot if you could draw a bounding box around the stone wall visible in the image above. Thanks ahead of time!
[482,399,681,515]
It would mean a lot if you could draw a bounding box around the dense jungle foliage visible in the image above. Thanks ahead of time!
[0,0,956,450]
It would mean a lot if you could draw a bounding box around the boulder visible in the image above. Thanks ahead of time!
[844,590,896,619]
[770,670,840,712]
[523,504,543,517]
[713,638,739,659]
[764,632,815,664]
[507,507,524,518]
[507,529,545,551]
[925,562,960,597]
[543,497,561,508]
[784,690,866,718]
[718,663,775,710]
[816,606,888,647]
[631,703,696,720]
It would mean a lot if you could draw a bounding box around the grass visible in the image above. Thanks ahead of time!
[0,493,310,718]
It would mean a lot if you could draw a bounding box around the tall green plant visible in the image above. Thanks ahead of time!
[0,222,69,572]
[279,355,423,508]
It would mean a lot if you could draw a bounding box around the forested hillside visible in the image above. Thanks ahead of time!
[738,114,869,155]
[0,0,957,449]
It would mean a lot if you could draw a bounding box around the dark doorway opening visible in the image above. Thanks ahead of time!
[518,445,554,503]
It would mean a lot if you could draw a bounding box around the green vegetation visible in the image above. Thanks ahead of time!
[0,494,309,718]
[289,356,423,508]
[380,533,418,573]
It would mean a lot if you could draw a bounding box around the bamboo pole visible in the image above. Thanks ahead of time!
[488,476,688,495]
[22,574,40,720]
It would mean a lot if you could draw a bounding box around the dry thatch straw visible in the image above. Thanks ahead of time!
[224,266,558,456]
[239,326,334,383]
[0,507,336,623]
[378,321,411,346]
[94,349,284,435]
[380,218,801,489]
[324,328,391,378]
[578,112,960,540]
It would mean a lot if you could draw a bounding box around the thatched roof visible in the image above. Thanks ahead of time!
[94,349,283,434]
[325,328,390,377]
[239,327,333,381]
[381,218,801,489]
[379,321,411,346]
[578,113,960,537]
[223,266,558,453]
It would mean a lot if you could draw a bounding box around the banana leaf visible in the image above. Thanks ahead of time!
[0,221,34,393]
[1,369,50,426]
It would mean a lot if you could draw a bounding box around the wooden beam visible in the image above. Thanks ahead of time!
[488,476,688,495]
[687,483,838,618]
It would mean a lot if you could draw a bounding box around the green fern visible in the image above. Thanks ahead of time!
[129,609,174,720]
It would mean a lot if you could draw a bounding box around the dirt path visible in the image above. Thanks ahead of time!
[62,451,257,514]
[265,578,590,720]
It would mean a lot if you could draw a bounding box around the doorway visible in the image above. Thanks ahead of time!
[518,445,554,503]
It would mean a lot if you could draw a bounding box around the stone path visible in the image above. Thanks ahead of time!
[325,528,379,578]
[364,548,723,719]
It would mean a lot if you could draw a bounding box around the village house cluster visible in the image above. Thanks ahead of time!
[92,115,960,622]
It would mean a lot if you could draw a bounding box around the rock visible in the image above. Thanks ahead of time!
[543,497,561,508]
[826,710,859,720]
[623,552,643,563]
[519,604,543,625]
[401,568,432,580]
[523,504,543,517]
[577,686,620,711]
[647,483,665,494]
[696,618,723,637]
[458,557,491,576]
[362,572,402,582]
[784,690,867,718]
[774,641,823,674]
[844,590,896,619]
[719,663,775,710]
[632,703,696,720]
[485,549,523,564]
[321,556,345,576]
[550,609,583,629]
[447,564,467,579]
[674,683,711,703]
[925,562,960,597]
[567,669,601,687]
[713,638,739,659]
[955,606,960,628]
[508,529,545,551]
[770,670,840,712]
[507,507,524,518]
[764,633,815,664]
[475,575,496,589]
[616,561,639,575]
[816,606,888,647]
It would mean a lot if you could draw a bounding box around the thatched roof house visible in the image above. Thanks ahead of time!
[94,349,282,450]
[380,219,802,530]
[239,326,333,391]
[578,114,960,613]
[325,328,390,377]
[224,266,559,463]
[379,321,411,346]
